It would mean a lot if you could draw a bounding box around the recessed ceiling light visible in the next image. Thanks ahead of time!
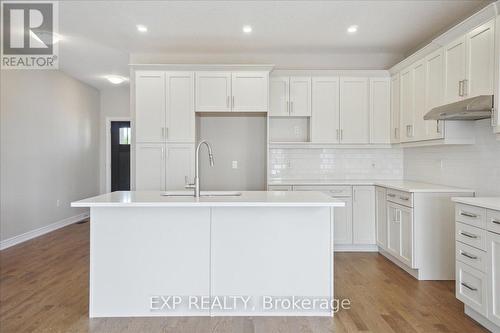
[242,25,252,34]
[136,24,148,33]
[347,25,358,34]
[106,75,128,85]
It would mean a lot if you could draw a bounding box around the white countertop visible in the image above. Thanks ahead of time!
[452,197,500,211]
[268,179,474,193]
[71,191,346,208]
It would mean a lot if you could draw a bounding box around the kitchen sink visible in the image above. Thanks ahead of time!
[161,191,242,197]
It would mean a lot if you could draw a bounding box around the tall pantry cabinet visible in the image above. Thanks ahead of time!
[134,71,195,190]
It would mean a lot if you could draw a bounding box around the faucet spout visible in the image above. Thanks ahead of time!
[191,140,215,197]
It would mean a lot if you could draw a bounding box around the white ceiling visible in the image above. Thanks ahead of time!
[58,0,494,90]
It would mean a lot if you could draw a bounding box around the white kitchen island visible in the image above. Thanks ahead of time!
[72,191,344,317]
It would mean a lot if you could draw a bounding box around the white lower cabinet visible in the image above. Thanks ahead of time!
[135,143,194,191]
[333,197,353,245]
[386,201,414,268]
[487,231,500,326]
[454,202,500,331]
[352,186,376,244]
[375,187,387,249]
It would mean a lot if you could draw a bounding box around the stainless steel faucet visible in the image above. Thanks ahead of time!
[186,140,215,197]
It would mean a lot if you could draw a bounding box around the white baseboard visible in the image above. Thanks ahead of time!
[334,244,378,252]
[0,212,89,250]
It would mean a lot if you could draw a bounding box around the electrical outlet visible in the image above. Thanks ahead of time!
[294,126,301,137]
[232,160,238,169]
[56,199,60,207]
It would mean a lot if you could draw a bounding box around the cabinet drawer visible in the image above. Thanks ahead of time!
[456,222,487,251]
[456,241,486,273]
[487,209,500,235]
[456,261,488,316]
[456,204,487,228]
[267,185,292,191]
[386,189,413,207]
[293,185,352,197]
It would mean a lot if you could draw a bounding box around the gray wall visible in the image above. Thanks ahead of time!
[197,115,267,191]
[404,119,500,196]
[1,70,100,242]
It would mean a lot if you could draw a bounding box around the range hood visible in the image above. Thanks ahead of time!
[424,95,493,120]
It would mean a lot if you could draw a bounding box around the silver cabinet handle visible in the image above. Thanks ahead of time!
[492,219,500,225]
[460,251,478,260]
[461,282,477,291]
[286,101,290,114]
[460,231,478,239]
[226,96,230,108]
[399,196,409,201]
[161,127,165,139]
[387,193,396,197]
[290,101,294,114]
[458,80,463,97]
[340,129,343,140]
[460,211,478,218]
[436,120,441,134]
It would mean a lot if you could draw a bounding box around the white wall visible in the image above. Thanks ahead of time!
[99,87,130,193]
[0,70,100,243]
[269,148,404,181]
[404,119,500,196]
[197,115,267,190]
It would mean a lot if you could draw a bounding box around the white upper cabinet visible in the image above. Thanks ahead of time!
[165,144,194,190]
[269,77,290,117]
[425,48,445,140]
[311,77,340,143]
[466,20,495,98]
[444,36,467,104]
[165,72,195,142]
[269,76,311,117]
[413,59,427,141]
[369,78,391,144]
[390,74,400,143]
[195,71,269,112]
[340,77,369,144]
[444,19,494,104]
[231,72,269,112]
[135,71,166,143]
[195,72,232,112]
[399,66,414,142]
[135,143,165,191]
[289,77,312,116]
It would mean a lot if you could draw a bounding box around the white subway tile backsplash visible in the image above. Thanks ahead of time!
[269,147,403,181]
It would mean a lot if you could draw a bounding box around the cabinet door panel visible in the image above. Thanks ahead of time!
[135,71,165,143]
[399,67,414,142]
[387,203,401,257]
[311,77,340,143]
[425,49,445,139]
[334,197,353,245]
[370,78,391,144]
[400,206,414,268]
[269,77,289,116]
[165,144,194,190]
[466,20,494,98]
[352,186,375,244]
[444,36,466,104]
[340,78,369,144]
[289,76,311,116]
[375,187,387,249]
[390,74,400,143]
[231,72,268,112]
[165,72,195,142]
[487,231,500,326]
[413,60,426,141]
[135,143,165,191]
[195,72,231,112]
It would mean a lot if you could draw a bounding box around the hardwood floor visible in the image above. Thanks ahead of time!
[0,221,488,333]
